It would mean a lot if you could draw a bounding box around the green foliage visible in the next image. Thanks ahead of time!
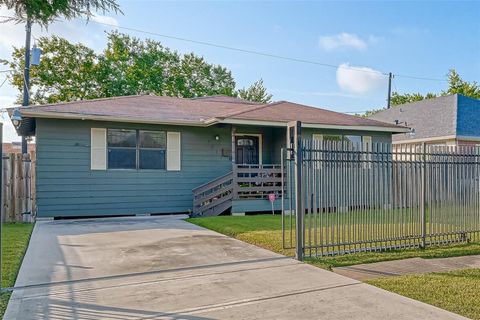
[10,36,99,104]
[0,0,121,27]
[0,223,34,318]
[368,269,480,320]
[390,91,437,106]
[237,79,273,103]
[7,32,271,104]
[366,69,480,116]
[443,69,480,98]
[389,69,479,107]
[360,108,385,118]
[187,215,480,270]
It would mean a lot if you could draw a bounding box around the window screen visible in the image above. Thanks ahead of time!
[106,129,167,170]
[107,129,136,169]
[344,135,362,149]
[139,130,166,169]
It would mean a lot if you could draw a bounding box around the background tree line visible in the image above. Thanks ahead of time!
[3,31,273,104]
[364,69,480,116]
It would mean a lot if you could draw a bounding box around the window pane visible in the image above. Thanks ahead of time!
[238,138,254,146]
[344,135,362,144]
[139,131,166,149]
[139,149,166,169]
[323,135,342,141]
[108,148,136,169]
[108,129,136,147]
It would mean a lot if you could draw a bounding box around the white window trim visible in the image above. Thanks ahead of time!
[102,128,177,171]
[234,133,263,165]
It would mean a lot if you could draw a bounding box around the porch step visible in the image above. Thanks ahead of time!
[192,172,234,217]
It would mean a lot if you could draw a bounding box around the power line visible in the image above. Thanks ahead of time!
[84,19,389,76]
[84,19,448,82]
[394,73,446,82]
[0,77,7,88]
[0,15,448,82]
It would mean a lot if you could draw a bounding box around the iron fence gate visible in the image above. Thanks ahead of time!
[282,137,480,258]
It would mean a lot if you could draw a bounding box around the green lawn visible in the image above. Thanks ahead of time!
[187,215,480,318]
[187,214,480,270]
[0,223,34,319]
[367,269,480,320]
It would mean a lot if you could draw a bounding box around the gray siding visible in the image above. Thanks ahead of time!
[36,119,232,217]
[35,119,392,217]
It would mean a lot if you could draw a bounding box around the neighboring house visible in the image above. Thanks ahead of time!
[2,142,35,154]
[10,95,407,218]
[369,94,480,146]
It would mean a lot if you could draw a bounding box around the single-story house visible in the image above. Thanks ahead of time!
[10,95,407,218]
[369,94,480,146]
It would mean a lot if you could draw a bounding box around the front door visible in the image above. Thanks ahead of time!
[235,135,259,164]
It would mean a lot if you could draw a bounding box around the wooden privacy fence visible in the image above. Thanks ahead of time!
[2,152,35,222]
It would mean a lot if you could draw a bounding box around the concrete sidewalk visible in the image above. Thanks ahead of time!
[334,254,480,281]
[5,215,466,319]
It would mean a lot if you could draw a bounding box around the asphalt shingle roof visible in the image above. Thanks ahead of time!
[16,94,405,131]
[369,95,458,141]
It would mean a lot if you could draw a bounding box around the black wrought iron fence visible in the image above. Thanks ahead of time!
[282,140,480,257]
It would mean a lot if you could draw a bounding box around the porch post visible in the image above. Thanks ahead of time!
[231,125,236,165]
[231,125,238,200]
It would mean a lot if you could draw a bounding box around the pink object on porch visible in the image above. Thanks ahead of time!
[268,193,276,202]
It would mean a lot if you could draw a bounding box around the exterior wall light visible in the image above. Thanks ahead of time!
[215,134,220,141]
[407,128,416,138]
[11,108,22,128]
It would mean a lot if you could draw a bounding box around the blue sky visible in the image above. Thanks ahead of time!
[1,0,479,141]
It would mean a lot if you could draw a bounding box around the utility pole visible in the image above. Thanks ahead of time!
[387,72,393,109]
[21,19,32,155]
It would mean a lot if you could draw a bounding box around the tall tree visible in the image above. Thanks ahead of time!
[0,0,121,26]
[361,69,479,117]
[389,69,479,107]
[237,79,273,103]
[7,32,270,103]
[9,36,100,104]
[442,69,480,98]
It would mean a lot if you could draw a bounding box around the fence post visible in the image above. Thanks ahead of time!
[288,121,303,261]
[420,142,427,249]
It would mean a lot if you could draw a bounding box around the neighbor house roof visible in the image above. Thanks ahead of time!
[369,94,480,143]
[11,94,408,136]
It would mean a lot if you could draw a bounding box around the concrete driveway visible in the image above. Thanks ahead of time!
[5,215,465,320]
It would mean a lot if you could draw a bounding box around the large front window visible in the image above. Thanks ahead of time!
[107,129,166,169]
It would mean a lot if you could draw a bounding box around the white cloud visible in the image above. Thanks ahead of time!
[90,14,118,27]
[336,63,386,94]
[319,33,368,51]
